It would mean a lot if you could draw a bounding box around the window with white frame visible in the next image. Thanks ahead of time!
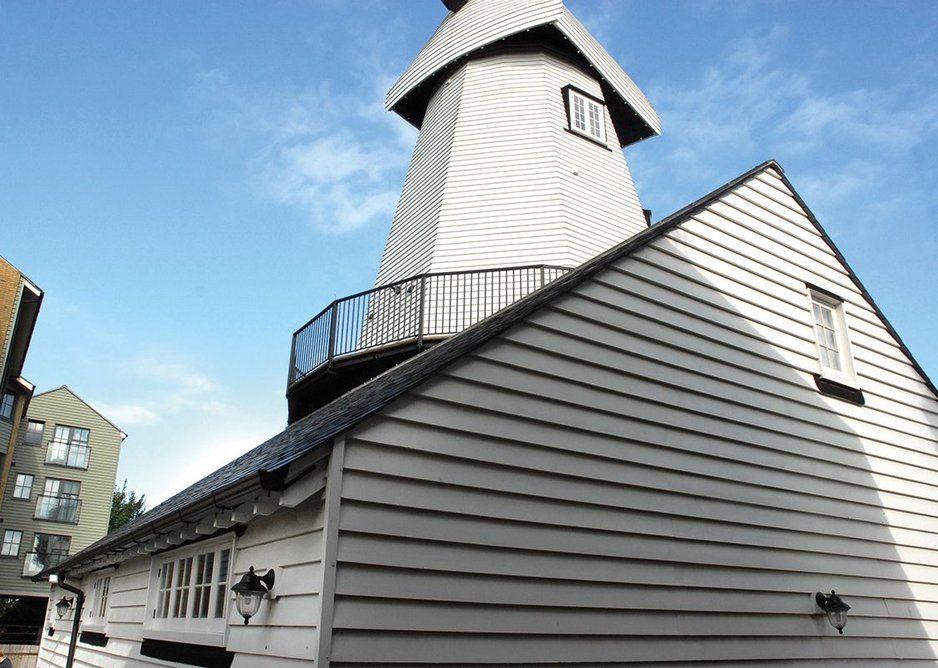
[25,420,44,445]
[12,474,34,500]
[565,86,606,144]
[46,425,90,469]
[808,287,857,386]
[23,533,70,575]
[0,393,14,420]
[87,573,112,621]
[35,479,81,523]
[1,530,22,557]
[145,536,234,645]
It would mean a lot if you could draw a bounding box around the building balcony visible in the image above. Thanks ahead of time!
[45,440,90,469]
[34,494,82,524]
[287,264,571,422]
[22,551,69,577]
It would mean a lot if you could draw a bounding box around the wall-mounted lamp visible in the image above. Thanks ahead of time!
[55,596,74,619]
[231,567,275,625]
[816,590,850,634]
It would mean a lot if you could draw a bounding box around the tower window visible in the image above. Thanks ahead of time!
[564,86,606,145]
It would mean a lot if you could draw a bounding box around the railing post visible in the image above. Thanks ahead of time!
[540,265,545,289]
[287,331,299,386]
[327,302,339,367]
[417,274,427,348]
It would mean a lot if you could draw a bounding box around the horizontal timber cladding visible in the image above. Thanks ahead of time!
[0,386,124,597]
[326,168,938,664]
[374,67,464,286]
[428,52,647,273]
[376,50,648,287]
[55,497,327,668]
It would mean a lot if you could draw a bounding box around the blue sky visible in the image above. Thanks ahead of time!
[2,0,936,506]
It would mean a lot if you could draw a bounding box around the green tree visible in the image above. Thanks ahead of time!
[109,480,146,533]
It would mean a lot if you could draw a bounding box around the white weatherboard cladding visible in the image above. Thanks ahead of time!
[39,498,327,667]
[387,0,562,112]
[375,67,465,286]
[386,0,660,140]
[326,167,938,664]
[375,51,647,287]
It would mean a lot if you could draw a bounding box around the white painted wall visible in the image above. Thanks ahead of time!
[37,496,326,668]
[326,166,938,665]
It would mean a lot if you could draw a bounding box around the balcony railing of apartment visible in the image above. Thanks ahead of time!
[34,494,82,524]
[45,440,90,469]
[289,264,571,387]
[22,551,69,577]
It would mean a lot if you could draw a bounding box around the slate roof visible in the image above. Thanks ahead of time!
[47,159,937,575]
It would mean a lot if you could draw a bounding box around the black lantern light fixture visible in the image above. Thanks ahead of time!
[231,566,275,625]
[55,596,74,619]
[816,590,851,634]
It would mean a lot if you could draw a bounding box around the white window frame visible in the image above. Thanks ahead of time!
[47,425,91,469]
[144,535,234,646]
[12,473,34,500]
[1,530,22,557]
[565,86,607,145]
[808,287,857,387]
[82,572,113,632]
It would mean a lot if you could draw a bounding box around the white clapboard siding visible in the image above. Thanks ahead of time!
[374,67,465,285]
[376,50,647,288]
[58,497,326,667]
[324,165,938,665]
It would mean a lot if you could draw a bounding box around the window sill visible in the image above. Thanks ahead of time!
[143,628,227,648]
[814,374,865,406]
[563,127,611,151]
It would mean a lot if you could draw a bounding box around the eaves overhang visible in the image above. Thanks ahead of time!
[2,278,42,389]
[35,442,332,579]
[387,0,660,147]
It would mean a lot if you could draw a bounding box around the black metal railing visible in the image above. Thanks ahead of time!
[22,551,69,577]
[45,441,90,469]
[289,264,571,386]
[34,495,82,524]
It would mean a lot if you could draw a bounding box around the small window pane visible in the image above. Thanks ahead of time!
[173,557,193,618]
[215,549,231,618]
[0,394,14,419]
[566,89,606,143]
[1,530,22,556]
[25,421,44,445]
[13,474,33,500]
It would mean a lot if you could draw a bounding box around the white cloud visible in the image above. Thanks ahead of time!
[90,401,159,427]
[193,62,416,235]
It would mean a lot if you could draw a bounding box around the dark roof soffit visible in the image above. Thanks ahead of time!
[390,25,657,148]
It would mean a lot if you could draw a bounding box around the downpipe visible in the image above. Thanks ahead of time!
[50,574,84,668]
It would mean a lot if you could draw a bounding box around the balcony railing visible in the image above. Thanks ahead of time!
[45,440,90,469]
[290,264,571,386]
[34,494,82,524]
[22,551,69,577]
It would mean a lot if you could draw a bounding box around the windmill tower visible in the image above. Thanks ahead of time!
[376,0,660,284]
[287,0,659,421]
